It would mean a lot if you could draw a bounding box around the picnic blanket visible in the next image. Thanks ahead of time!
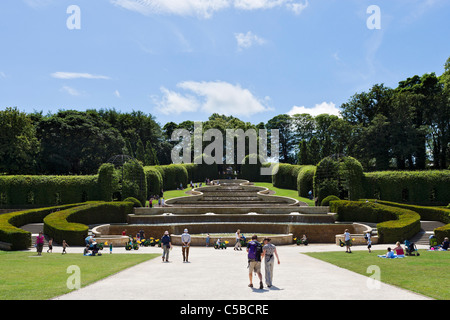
[377,254,405,259]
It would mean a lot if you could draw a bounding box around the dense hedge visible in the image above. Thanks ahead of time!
[321,195,340,206]
[191,155,219,182]
[43,202,133,246]
[121,161,147,205]
[0,203,86,250]
[157,164,189,191]
[314,156,365,205]
[297,165,316,198]
[330,200,421,244]
[143,166,163,197]
[0,175,99,207]
[340,157,365,201]
[365,200,450,243]
[363,170,450,205]
[97,163,117,202]
[272,164,303,190]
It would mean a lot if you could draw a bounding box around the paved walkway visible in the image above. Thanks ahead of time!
[54,243,430,300]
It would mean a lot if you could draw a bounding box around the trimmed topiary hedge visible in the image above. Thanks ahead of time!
[0,175,99,207]
[272,164,303,190]
[144,166,163,197]
[97,163,117,202]
[43,201,133,246]
[297,165,316,198]
[314,156,365,205]
[321,195,340,207]
[123,197,142,208]
[330,200,421,244]
[0,203,87,250]
[365,200,450,243]
[363,170,450,205]
[153,164,189,191]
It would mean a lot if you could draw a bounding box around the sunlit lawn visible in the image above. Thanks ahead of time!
[0,251,158,300]
[304,250,450,300]
[145,182,314,207]
[252,182,315,206]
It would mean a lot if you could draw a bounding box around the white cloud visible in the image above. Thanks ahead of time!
[155,81,271,117]
[111,0,230,19]
[287,0,308,15]
[235,0,308,14]
[154,87,200,115]
[60,86,81,96]
[0,72,6,79]
[23,0,54,8]
[114,90,121,98]
[111,0,308,18]
[287,102,341,117]
[51,72,110,80]
[235,31,266,50]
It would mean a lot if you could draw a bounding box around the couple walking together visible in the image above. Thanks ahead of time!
[160,229,191,263]
[247,235,280,289]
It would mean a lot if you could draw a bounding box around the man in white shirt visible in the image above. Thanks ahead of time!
[181,228,191,262]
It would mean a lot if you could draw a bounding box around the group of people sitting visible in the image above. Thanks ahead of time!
[83,235,101,256]
[378,237,449,259]
[378,242,407,259]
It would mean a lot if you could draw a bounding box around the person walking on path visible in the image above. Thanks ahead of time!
[344,229,352,253]
[36,232,45,256]
[62,240,69,254]
[262,237,280,288]
[161,231,172,262]
[247,235,263,289]
[234,229,242,251]
[181,229,191,262]
[47,238,53,253]
[365,231,372,253]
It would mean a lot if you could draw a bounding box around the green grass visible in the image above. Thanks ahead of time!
[145,182,315,207]
[145,188,194,206]
[0,251,158,300]
[253,182,315,206]
[304,250,450,300]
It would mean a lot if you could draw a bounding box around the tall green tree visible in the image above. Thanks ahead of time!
[36,110,125,174]
[0,107,40,174]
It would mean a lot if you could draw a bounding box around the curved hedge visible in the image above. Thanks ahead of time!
[43,202,133,246]
[0,203,87,250]
[330,200,421,244]
[365,200,450,243]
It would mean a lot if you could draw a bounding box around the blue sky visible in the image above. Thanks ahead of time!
[0,0,449,126]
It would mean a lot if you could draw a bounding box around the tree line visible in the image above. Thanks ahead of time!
[1,57,449,175]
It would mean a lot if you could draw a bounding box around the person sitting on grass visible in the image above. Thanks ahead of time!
[386,247,395,258]
[440,237,449,251]
[393,242,405,255]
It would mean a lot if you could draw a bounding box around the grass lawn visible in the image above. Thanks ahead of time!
[0,251,158,300]
[253,182,315,206]
[304,250,450,300]
[145,188,194,206]
[145,182,315,207]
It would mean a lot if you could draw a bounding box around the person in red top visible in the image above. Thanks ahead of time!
[393,242,405,255]
[36,232,45,256]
